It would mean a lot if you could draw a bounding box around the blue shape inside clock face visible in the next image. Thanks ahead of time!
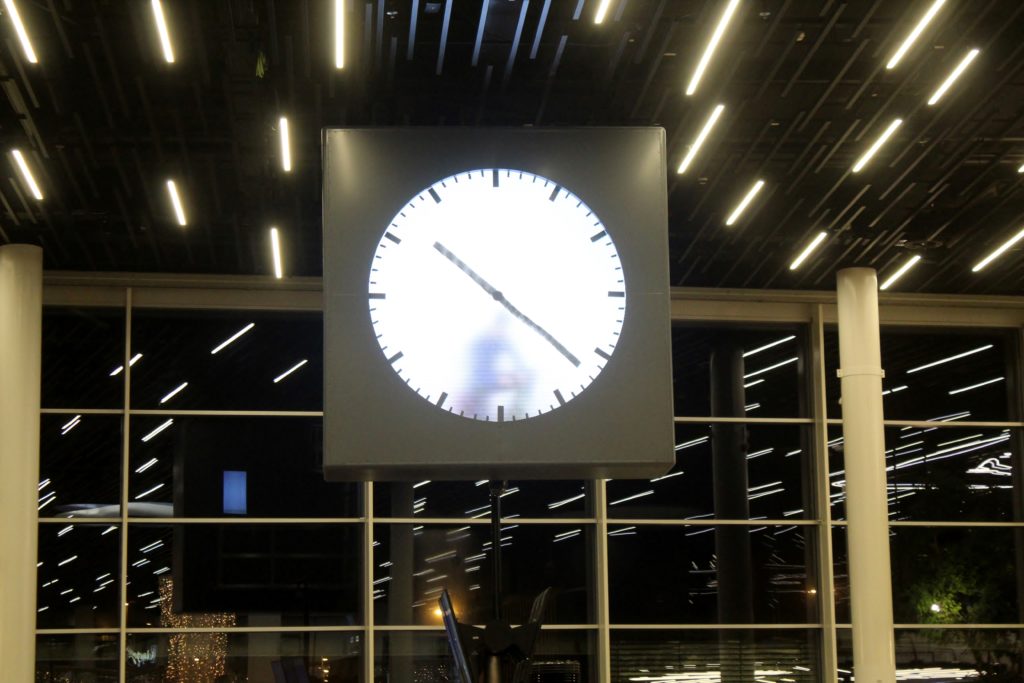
[368,168,626,422]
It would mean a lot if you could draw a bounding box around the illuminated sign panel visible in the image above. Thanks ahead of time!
[323,128,672,479]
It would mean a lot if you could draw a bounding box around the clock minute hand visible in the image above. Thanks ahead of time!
[433,241,581,368]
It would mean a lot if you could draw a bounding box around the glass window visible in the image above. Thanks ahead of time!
[39,415,121,516]
[125,631,361,682]
[608,424,813,520]
[130,310,323,411]
[37,634,119,682]
[374,480,590,518]
[125,524,362,627]
[37,523,120,629]
[128,416,357,518]
[825,327,1016,422]
[42,307,124,408]
[373,523,593,626]
[674,324,809,418]
[608,524,818,624]
[611,629,821,681]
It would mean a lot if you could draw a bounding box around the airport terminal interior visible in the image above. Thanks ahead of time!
[1,1,1023,682]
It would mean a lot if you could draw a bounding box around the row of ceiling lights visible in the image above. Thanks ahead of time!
[3,1,1021,286]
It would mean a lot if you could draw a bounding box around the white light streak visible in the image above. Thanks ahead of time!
[743,356,797,379]
[413,480,431,488]
[948,377,1003,395]
[746,447,773,459]
[139,540,164,553]
[4,0,37,63]
[57,555,77,567]
[110,353,143,377]
[12,149,42,199]
[279,117,292,171]
[725,179,765,226]
[675,436,709,451]
[134,483,165,500]
[593,0,613,24]
[927,49,979,105]
[151,0,175,63]
[650,470,684,483]
[141,419,173,442]
[101,525,117,535]
[743,335,795,358]
[886,0,946,70]
[57,525,73,537]
[270,227,283,278]
[61,415,81,432]
[334,0,345,68]
[677,104,725,174]
[852,119,903,173]
[1018,163,1024,174]
[273,359,308,383]
[906,345,992,373]
[135,458,159,474]
[159,382,187,404]
[166,180,186,226]
[882,385,908,396]
[789,231,828,270]
[879,254,921,290]
[547,493,585,509]
[211,322,254,354]
[743,378,764,388]
[609,490,654,506]
[972,226,1024,272]
[686,0,741,96]
[38,478,50,491]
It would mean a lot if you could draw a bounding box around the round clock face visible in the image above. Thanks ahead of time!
[368,168,625,422]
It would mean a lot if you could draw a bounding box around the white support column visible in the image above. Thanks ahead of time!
[0,244,43,682]
[835,268,895,683]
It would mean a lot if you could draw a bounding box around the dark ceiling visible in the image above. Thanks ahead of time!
[1,0,1023,294]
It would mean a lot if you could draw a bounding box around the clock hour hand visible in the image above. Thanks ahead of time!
[433,241,581,368]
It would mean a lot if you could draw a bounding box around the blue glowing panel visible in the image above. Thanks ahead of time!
[222,470,247,515]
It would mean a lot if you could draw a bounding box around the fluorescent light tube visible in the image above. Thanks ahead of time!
[852,119,902,173]
[593,0,613,24]
[789,231,828,270]
[927,48,979,105]
[273,359,308,383]
[743,335,795,358]
[686,0,741,96]
[335,0,345,68]
[879,254,921,290]
[151,0,175,63]
[948,377,1003,395]
[906,344,992,373]
[886,0,946,70]
[279,117,291,171]
[134,483,164,500]
[725,179,765,226]
[1018,163,1024,174]
[141,419,173,442]
[211,322,254,354]
[159,382,187,404]
[166,180,186,226]
[12,149,42,199]
[743,356,798,379]
[677,104,725,174]
[270,227,283,278]
[972,226,1024,272]
[4,0,37,63]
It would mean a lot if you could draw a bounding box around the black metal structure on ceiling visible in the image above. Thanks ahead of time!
[1,0,1023,294]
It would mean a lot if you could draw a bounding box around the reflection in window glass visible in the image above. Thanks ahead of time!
[674,325,808,418]
[39,415,121,516]
[37,524,120,629]
[611,629,820,681]
[609,424,811,520]
[825,328,1015,421]
[125,525,361,627]
[827,427,1020,522]
[836,628,1023,682]
[374,523,592,626]
[374,480,589,518]
[130,310,323,410]
[608,525,817,624]
[125,631,361,682]
[42,307,124,408]
[37,634,119,682]
[128,417,358,518]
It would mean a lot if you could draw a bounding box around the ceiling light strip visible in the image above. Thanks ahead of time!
[686,0,741,96]
[593,0,613,24]
[879,254,921,290]
[4,0,37,63]
[12,149,42,199]
[886,0,946,70]
[166,180,186,226]
[335,0,345,68]
[927,48,979,105]
[151,0,175,63]
[273,359,308,383]
[789,231,828,270]
[211,323,255,354]
[743,335,796,358]
[725,179,765,226]
[852,119,903,173]
[948,377,1003,395]
[906,345,992,374]
[279,117,292,171]
[972,226,1024,272]
[677,104,725,174]
[270,227,284,279]
[159,382,188,404]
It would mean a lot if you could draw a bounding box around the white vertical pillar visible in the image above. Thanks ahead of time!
[0,244,43,682]
[835,267,895,683]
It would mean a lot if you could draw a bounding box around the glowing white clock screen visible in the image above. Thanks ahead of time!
[368,168,625,422]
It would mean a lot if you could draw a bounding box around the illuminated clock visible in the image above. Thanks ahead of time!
[367,168,626,422]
